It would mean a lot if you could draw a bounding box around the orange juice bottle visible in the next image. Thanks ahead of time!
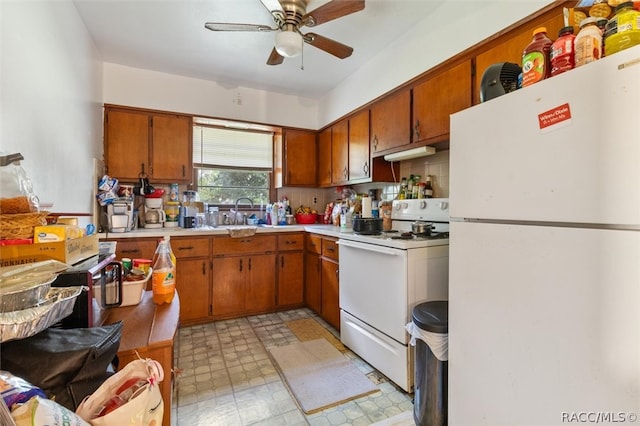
[151,239,175,304]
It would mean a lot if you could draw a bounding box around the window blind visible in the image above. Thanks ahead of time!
[193,125,273,170]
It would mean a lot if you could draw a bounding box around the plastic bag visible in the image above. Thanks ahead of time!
[0,371,47,409]
[11,396,90,426]
[406,321,449,361]
[0,153,40,213]
[76,358,164,426]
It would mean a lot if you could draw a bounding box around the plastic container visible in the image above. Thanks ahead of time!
[575,17,603,67]
[604,2,640,56]
[522,27,553,87]
[151,239,175,305]
[550,26,576,76]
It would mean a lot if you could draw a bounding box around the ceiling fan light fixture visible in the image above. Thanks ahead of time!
[274,30,302,58]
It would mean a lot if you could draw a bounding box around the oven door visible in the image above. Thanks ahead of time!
[337,239,408,342]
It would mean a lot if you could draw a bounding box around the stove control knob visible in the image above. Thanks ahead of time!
[439,201,449,210]
[418,201,427,209]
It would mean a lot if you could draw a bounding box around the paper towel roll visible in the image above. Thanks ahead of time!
[361,196,372,218]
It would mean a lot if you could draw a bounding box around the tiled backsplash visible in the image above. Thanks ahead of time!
[277,150,450,211]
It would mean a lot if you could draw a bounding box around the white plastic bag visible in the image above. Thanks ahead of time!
[75,358,164,426]
[406,321,449,361]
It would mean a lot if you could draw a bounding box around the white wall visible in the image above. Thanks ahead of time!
[0,0,103,216]
[103,63,320,129]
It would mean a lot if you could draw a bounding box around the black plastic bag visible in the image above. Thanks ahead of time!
[0,321,122,410]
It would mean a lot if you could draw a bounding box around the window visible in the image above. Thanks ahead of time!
[193,124,274,206]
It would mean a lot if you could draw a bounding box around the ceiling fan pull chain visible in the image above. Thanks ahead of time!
[300,38,305,71]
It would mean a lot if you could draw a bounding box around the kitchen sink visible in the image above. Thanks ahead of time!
[224,225,258,238]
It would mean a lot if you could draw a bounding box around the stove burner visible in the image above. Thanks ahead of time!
[388,231,449,240]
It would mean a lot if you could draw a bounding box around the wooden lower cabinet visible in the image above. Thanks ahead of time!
[171,236,211,324]
[305,234,340,330]
[277,233,304,308]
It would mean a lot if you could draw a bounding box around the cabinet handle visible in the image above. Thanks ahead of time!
[240,239,252,243]
[335,268,339,278]
[202,262,206,275]
[343,166,348,180]
[372,135,378,151]
[249,258,252,270]
[316,258,321,272]
[414,120,421,140]
[280,256,284,268]
[177,246,194,251]
[363,161,369,175]
[122,249,140,254]
[239,259,243,272]
[182,165,186,177]
[326,247,335,253]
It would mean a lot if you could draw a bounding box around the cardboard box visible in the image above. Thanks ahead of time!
[0,234,98,267]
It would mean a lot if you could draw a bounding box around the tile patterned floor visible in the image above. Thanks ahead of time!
[171,308,415,425]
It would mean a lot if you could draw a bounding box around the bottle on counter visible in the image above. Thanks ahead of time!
[575,17,603,67]
[424,176,434,198]
[604,1,640,56]
[550,26,576,76]
[522,27,553,87]
[151,237,176,305]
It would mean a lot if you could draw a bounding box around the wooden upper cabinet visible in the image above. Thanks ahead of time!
[348,109,370,182]
[370,89,411,155]
[331,119,349,185]
[317,128,332,187]
[473,6,567,105]
[282,129,317,186]
[150,114,192,182]
[104,106,193,183]
[104,109,150,182]
[412,59,472,143]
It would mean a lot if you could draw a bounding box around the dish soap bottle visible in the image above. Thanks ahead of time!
[152,238,176,304]
[522,27,553,87]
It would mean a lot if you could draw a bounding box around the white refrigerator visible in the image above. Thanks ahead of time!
[449,45,640,425]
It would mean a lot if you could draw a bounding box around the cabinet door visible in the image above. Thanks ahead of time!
[412,60,472,143]
[105,109,149,181]
[370,89,411,154]
[305,251,322,314]
[110,238,157,261]
[331,119,349,185]
[176,258,210,323]
[321,258,340,330]
[473,12,565,105]
[277,252,304,306]
[245,254,276,312]
[349,110,370,182]
[317,128,332,187]
[283,129,317,186]
[150,114,192,183]
[212,257,245,317]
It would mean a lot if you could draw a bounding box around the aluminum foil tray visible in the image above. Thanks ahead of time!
[0,273,57,313]
[0,286,85,342]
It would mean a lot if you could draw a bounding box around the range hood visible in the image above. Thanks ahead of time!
[383,146,436,162]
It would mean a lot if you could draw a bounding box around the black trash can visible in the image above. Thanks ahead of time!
[411,301,448,426]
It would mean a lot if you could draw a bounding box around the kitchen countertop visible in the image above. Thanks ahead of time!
[98,224,345,239]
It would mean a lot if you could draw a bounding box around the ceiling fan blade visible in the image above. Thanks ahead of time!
[303,33,353,59]
[303,0,365,27]
[259,0,284,14]
[267,48,285,65]
[205,22,276,32]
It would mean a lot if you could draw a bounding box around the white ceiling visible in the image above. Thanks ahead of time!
[72,0,447,99]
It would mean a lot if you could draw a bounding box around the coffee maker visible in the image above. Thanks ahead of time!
[144,197,165,228]
[106,198,134,232]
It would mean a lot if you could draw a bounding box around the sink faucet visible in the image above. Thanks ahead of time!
[233,197,254,224]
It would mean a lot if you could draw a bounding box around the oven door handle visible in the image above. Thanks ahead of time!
[337,239,400,256]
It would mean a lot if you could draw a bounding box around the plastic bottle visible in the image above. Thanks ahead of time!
[550,26,576,76]
[604,1,640,56]
[575,17,603,67]
[151,238,176,304]
[522,27,553,87]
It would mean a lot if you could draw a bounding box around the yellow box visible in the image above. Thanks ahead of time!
[0,234,98,267]
[33,225,84,243]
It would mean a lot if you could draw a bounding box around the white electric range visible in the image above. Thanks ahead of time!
[337,198,450,392]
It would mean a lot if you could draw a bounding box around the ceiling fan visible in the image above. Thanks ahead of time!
[204,0,365,65]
